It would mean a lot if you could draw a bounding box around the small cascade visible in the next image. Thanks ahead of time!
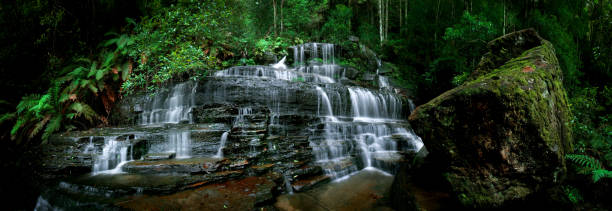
[283,174,294,194]
[408,99,416,114]
[234,107,252,128]
[348,87,402,120]
[93,137,131,175]
[292,43,335,66]
[272,56,287,69]
[141,82,197,124]
[214,66,334,83]
[167,130,192,159]
[215,131,229,158]
[322,43,334,64]
[315,86,338,122]
[378,76,390,89]
[82,136,95,154]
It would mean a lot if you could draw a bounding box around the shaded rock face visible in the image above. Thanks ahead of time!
[407,29,573,208]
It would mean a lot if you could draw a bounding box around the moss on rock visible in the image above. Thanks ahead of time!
[408,29,573,208]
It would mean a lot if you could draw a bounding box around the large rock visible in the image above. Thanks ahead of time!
[407,29,573,208]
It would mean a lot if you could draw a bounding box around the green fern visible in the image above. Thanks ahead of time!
[592,169,612,183]
[0,112,16,124]
[6,32,130,143]
[566,154,612,182]
[41,115,62,142]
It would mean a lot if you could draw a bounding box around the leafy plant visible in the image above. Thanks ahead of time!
[566,154,612,182]
[1,32,133,143]
[562,185,583,204]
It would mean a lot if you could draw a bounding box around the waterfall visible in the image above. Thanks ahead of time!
[215,132,230,158]
[348,87,402,120]
[315,86,338,122]
[408,99,416,114]
[283,174,294,194]
[141,82,196,125]
[215,66,334,83]
[379,76,390,89]
[93,137,131,175]
[167,130,192,159]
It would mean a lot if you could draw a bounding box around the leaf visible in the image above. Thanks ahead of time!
[69,102,99,122]
[42,115,62,142]
[30,115,51,138]
[121,62,131,81]
[88,83,99,94]
[102,53,115,68]
[0,112,16,124]
[96,68,106,80]
[89,62,98,78]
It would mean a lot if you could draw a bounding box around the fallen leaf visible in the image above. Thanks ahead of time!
[522,66,535,73]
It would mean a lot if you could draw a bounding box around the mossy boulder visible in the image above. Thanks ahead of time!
[408,29,573,208]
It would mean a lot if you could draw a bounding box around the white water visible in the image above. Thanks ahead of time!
[141,82,197,124]
[92,137,131,175]
[167,130,192,159]
[379,76,390,88]
[315,86,338,122]
[272,56,287,69]
[348,87,402,119]
[215,131,229,158]
[283,174,294,194]
[133,43,423,181]
[215,66,335,83]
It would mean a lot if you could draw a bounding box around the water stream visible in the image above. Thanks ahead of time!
[38,42,424,209]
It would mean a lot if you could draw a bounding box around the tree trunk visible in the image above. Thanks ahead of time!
[379,0,383,45]
[503,0,506,34]
[385,0,389,40]
[273,0,277,36]
[280,0,284,34]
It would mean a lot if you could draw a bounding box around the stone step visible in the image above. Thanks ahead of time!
[143,153,176,161]
[123,157,224,174]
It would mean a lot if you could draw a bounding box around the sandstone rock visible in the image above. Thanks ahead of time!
[407,29,573,208]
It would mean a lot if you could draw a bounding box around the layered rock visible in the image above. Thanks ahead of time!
[38,42,423,210]
[406,29,573,208]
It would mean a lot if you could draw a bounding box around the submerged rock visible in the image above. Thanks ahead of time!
[406,29,573,208]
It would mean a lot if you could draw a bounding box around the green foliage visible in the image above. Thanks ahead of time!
[254,37,291,57]
[125,1,252,93]
[566,154,612,182]
[2,32,133,143]
[569,86,612,166]
[563,185,583,204]
[440,11,498,86]
[321,4,353,44]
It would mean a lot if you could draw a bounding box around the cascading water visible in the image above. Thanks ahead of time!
[140,82,197,124]
[215,131,229,158]
[35,42,426,210]
[92,137,131,175]
[167,130,192,159]
[348,87,402,120]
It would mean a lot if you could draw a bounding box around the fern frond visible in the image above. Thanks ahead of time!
[74,57,92,65]
[102,52,115,68]
[566,154,603,170]
[0,112,16,124]
[69,102,98,122]
[121,62,130,81]
[41,115,62,142]
[11,118,26,137]
[592,169,612,183]
[29,115,51,138]
[16,95,41,114]
[96,68,108,80]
